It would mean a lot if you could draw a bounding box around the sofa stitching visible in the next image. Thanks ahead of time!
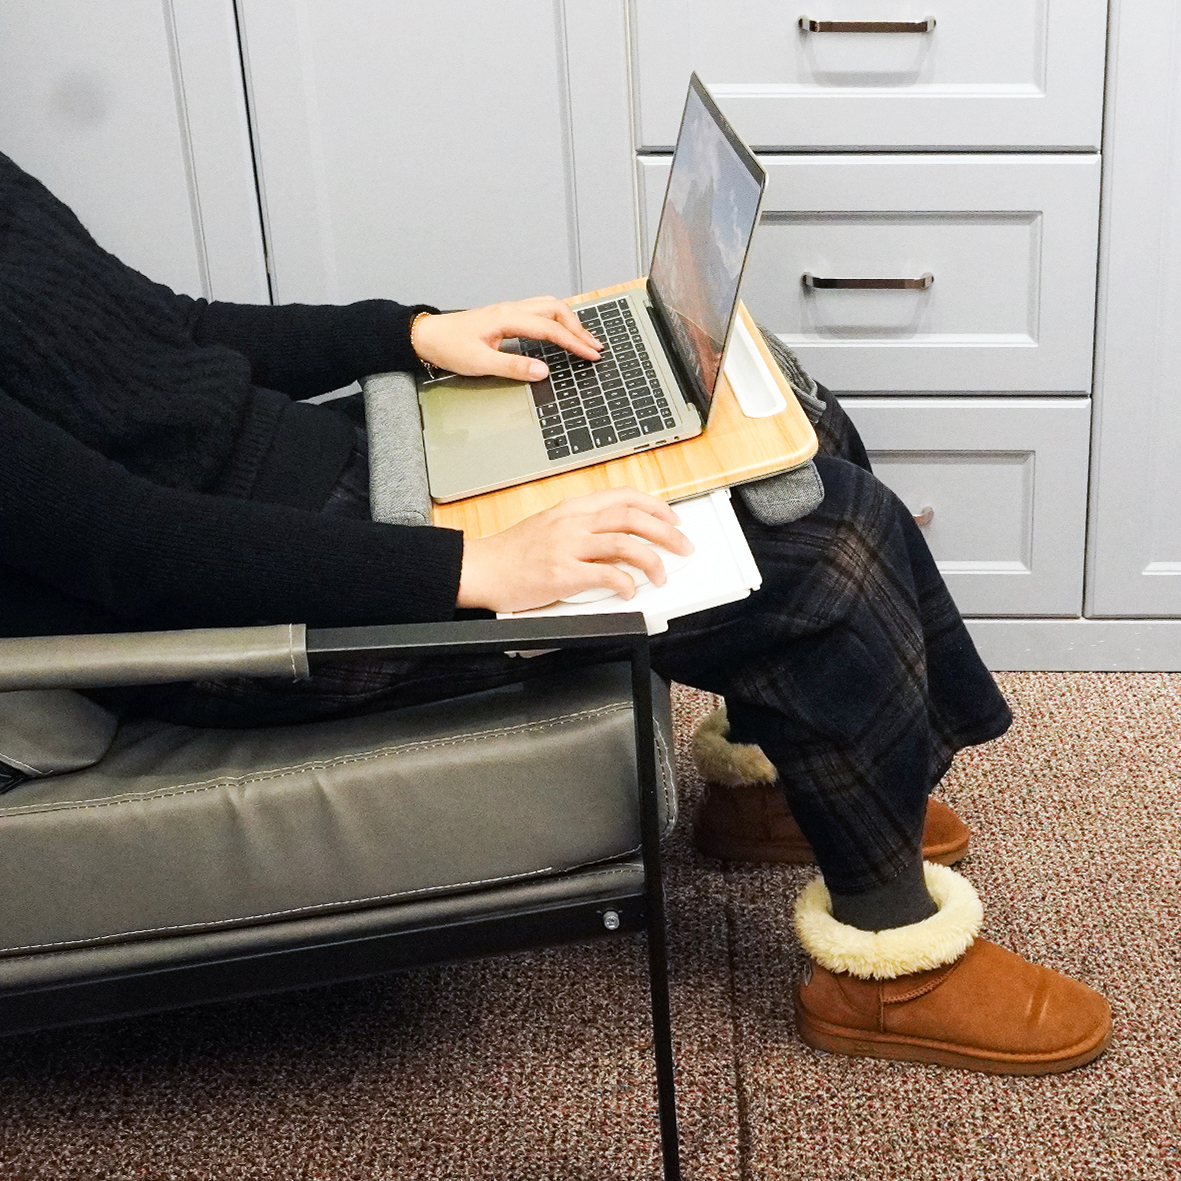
[0,750,40,776]
[654,724,676,833]
[0,693,674,953]
[0,865,639,956]
[0,703,632,816]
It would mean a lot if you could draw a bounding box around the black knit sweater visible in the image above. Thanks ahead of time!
[0,151,464,638]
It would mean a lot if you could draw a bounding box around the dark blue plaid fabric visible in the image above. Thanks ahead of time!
[141,389,1010,896]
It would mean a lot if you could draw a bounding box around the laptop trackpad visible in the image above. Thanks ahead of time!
[421,376,544,499]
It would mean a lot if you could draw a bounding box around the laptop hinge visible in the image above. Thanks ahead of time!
[644,289,709,424]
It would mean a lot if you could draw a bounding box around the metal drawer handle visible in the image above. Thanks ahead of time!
[799,17,936,32]
[802,273,934,290]
[914,506,935,527]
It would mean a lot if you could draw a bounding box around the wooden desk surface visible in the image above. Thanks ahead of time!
[432,281,817,538]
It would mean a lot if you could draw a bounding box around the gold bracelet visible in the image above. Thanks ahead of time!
[409,310,432,360]
[409,310,450,382]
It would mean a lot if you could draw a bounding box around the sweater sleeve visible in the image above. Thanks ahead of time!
[177,296,437,398]
[0,393,464,631]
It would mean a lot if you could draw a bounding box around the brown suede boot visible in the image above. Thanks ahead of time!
[691,707,970,865]
[792,864,1112,1074]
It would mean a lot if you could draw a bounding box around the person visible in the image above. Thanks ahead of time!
[0,150,1110,1074]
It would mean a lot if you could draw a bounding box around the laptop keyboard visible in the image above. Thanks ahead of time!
[518,298,678,461]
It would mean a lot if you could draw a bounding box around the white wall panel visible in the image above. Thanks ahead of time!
[1087,0,1181,617]
[238,0,582,309]
[0,0,265,301]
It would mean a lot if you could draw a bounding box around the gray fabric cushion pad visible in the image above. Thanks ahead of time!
[0,663,673,961]
[363,371,433,526]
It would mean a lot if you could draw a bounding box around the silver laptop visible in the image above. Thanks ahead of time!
[420,74,766,502]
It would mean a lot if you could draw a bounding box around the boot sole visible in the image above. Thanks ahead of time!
[794,994,1112,1076]
[693,829,969,868]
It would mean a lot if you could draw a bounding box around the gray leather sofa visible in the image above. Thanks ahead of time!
[0,614,682,1178]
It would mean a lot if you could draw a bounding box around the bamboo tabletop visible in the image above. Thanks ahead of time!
[432,280,817,539]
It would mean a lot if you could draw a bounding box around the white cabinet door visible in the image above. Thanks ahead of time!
[0,0,266,301]
[238,0,590,309]
[1087,0,1181,618]
[632,0,1108,151]
[840,398,1091,616]
[639,154,1100,394]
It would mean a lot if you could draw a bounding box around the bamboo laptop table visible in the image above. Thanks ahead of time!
[432,281,817,539]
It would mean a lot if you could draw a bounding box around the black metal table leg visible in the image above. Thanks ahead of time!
[631,639,681,1181]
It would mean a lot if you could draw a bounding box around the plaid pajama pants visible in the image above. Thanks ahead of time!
[146,388,1011,896]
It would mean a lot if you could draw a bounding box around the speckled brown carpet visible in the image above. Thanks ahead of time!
[1,673,1178,1180]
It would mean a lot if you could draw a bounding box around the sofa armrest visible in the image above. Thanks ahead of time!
[305,614,648,663]
[0,615,649,691]
[0,624,309,691]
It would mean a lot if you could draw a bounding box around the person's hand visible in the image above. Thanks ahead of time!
[456,488,695,613]
[412,296,601,383]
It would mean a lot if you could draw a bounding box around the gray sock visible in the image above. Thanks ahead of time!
[828,859,937,931]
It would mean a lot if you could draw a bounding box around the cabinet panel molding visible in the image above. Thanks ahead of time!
[631,0,1107,150]
[641,154,1100,393]
[841,397,1091,616]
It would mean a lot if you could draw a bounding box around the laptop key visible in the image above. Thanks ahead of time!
[592,426,617,447]
[567,426,594,454]
[639,416,664,435]
[529,376,556,407]
[547,445,571,460]
[539,414,562,428]
[619,427,642,440]
[542,425,566,439]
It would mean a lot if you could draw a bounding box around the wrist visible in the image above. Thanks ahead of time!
[456,539,484,609]
[409,310,434,363]
[410,310,456,383]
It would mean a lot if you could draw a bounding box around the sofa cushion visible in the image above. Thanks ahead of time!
[0,663,674,959]
[0,690,118,787]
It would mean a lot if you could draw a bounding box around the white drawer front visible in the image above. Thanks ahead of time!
[839,398,1090,616]
[632,0,1107,150]
[638,154,1100,393]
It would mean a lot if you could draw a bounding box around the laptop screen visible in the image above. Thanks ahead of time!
[648,75,765,419]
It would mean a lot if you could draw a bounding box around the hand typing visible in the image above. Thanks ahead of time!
[412,296,601,384]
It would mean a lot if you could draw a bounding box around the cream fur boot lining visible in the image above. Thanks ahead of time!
[794,862,984,980]
[691,706,777,787]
